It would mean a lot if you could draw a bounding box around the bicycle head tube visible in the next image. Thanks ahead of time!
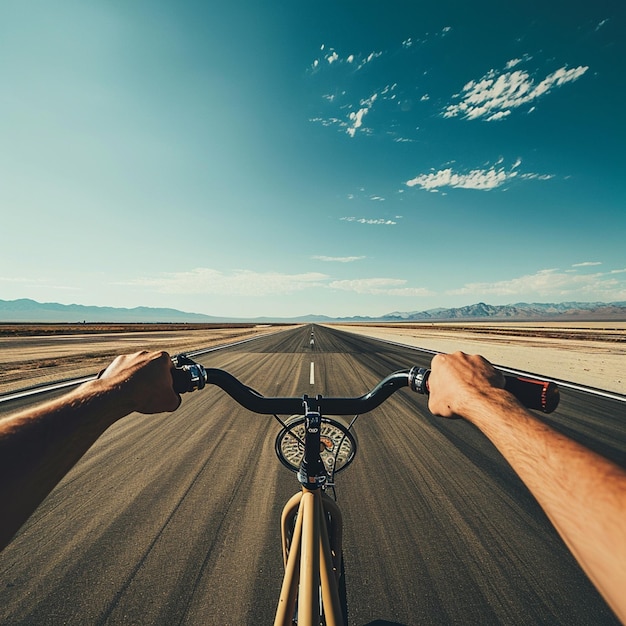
[297,405,328,489]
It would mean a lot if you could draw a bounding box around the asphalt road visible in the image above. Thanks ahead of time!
[1,325,624,625]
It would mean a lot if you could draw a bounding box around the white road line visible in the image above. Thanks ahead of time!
[0,376,97,404]
[310,362,315,385]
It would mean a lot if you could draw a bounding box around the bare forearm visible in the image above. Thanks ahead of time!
[0,351,180,549]
[467,391,626,623]
[0,350,180,552]
[0,379,132,550]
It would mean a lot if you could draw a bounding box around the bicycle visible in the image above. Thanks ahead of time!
[171,354,559,626]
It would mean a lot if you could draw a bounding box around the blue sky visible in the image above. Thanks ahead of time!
[1,0,624,318]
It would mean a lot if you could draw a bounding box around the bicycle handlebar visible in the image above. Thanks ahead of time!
[171,355,559,414]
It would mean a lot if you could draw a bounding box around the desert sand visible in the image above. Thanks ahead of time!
[0,325,278,395]
[330,322,626,395]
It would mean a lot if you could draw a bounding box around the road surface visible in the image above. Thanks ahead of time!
[1,325,624,625]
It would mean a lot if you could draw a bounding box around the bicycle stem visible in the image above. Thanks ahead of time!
[297,408,328,489]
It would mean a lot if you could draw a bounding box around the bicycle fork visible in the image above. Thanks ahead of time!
[275,489,344,626]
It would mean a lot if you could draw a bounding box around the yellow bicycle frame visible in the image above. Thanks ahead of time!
[274,488,344,626]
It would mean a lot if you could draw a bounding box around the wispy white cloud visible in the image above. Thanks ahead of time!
[340,216,397,225]
[403,27,450,50]
[329,278,434,296]
[320,89,347,103]
[308,45,393,138]
[310,46,383,73]
[347,92,378,137]
[380,83,397,98]
[312,256,365,263]
[595,18,609,32]
[572,261,602,267]
[407,165,509,191]
[406,159,552,192]
[443,62,589,121]
[346,188,396,202]
[311,95,392,136]
[119,268,329,296]
[308,36,446,140]
[119,267,436,299]
[505,58,523,69]
[309,116,346,129]
[347,108,369,137]
[356,50,383,71]
[447,267,626,300]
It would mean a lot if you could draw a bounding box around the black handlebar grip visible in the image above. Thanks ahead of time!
[171,364,207,393]
[504,376,559,413]
[170,354,208,394]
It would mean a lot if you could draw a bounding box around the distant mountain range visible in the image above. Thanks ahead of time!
[1,298,625,323]
[0,299,225,323]
[381,301,626,321]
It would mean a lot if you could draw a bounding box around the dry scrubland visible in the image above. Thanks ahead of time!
[0,322,624,396]
[331,322,626,394]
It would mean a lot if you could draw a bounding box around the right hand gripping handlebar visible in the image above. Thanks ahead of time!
[171,355,559,414]
[408,367,559,414]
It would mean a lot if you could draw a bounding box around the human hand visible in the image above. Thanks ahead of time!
[96,350,181,414]
[427,352,505,419]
